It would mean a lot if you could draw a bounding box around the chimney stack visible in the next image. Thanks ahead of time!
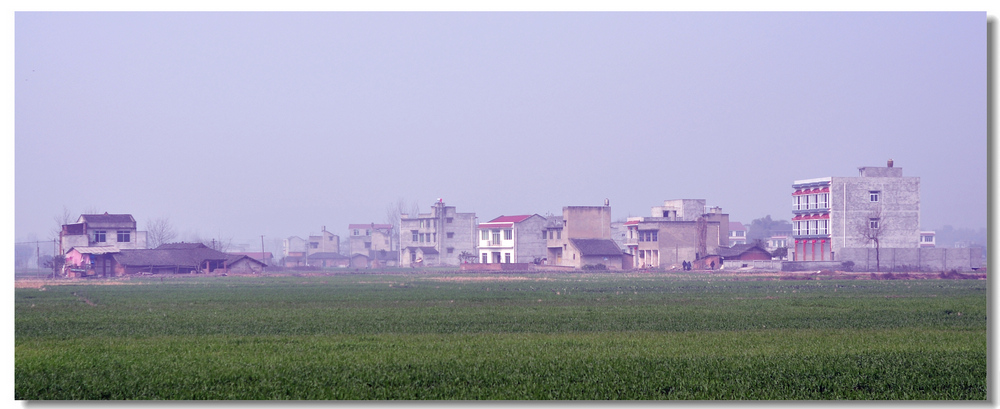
[887,159,894,168]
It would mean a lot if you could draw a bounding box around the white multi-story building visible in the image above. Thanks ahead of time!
[791,160,920,261]
[476,214,547,264]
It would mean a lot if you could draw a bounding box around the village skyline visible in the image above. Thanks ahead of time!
[14,12,987,255]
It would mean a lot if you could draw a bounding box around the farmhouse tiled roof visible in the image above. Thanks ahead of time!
[157,242,209,250]
[570,239,621,257]
[114,245,230,268]
[79,213,136,224]
[67,246,120,255]
[225,254,266,267]
[729,221,746,231]
[715,243,771,258]
[488,215,536,224]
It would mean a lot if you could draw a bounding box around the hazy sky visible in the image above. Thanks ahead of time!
[14,11,986,252]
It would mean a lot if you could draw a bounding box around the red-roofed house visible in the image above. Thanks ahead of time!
[729,221,748,246]
[477,214,547,264]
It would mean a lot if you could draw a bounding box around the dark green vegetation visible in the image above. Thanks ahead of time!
[15,273,986,400]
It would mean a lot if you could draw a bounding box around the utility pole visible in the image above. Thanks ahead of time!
[261,235,266,274]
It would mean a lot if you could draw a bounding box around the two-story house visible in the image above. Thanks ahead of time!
[728,221,748,246]
[59,213,147,255]
[476,215,547,264]
[348,223,396,268]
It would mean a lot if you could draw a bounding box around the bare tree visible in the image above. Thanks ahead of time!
[385,197,409,233]
[146,217,178,249]
[52,206,73,239]
[203,235,233,253]
[411,200,422,220]
[386,198,420,251]
[855,207,889,272]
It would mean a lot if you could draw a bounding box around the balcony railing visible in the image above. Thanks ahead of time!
[793,202,830,211]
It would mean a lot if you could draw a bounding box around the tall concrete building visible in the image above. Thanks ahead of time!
[399,199,476,267]
[545,203,624,269]
[791,160,920,261]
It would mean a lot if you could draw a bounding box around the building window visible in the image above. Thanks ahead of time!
[433,233,437,242]
[482,253,488,263]
[93,230,106,243]
[504,253,511,263]
[447,247,454,254]
[366,229,371,236]
[446,218,453,223]
[117,230,130,242]
[869,218,880,229]
[652,231,658,241]
[504,229,512,240]
[419,234,425,243]
[364,242,371,249]
[353,229,359,236]
[447,232,454,239]
[548,231,553,239]
[870,191,880,202]
[557,231,561,239]
[329,236,335,241]
[310,242,319,249]
[412,231,418,241]
[481,230,489,240]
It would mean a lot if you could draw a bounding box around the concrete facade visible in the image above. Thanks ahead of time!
[545,205,617,268]
[791,160,921,262]
[399,200,476,267]
[307,227,340,256]
[59,213,147,255]
[348,223,396,267]
[623,200,730,269]
[477,214,547,264]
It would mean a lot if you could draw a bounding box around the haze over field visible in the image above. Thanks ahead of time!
[14,12,987,253]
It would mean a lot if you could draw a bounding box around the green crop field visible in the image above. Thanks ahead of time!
[14,272,986,400]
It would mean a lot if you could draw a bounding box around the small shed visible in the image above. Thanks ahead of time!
[64,246,121,277]
[225,254,266,274]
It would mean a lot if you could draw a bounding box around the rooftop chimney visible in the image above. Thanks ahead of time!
[887,159,893,168]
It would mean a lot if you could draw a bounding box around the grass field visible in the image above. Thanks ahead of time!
[14,272,987,400]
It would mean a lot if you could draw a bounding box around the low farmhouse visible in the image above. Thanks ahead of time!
[225,254,267,274]
[112,242,231,275]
